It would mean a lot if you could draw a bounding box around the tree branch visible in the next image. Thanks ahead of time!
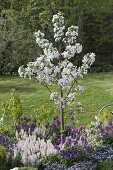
[66,79,77,97]
[43,83,52,93]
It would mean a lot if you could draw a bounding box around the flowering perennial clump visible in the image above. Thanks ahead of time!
[14,128,57,165]
[18,12,95,132]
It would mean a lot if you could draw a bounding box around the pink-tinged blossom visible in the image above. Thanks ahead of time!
[13,128,57,165]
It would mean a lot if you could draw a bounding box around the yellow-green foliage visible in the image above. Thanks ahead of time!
[98,112,113,125]
[8,89,23,121]
[0,145,7,158]
[0,89,23,123]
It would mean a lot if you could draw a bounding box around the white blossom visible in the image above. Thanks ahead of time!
[75,85,84,93]
[50,92,59,101]
[63,25,79,44]
[52,12,65,42]
[10,167,19,170]
[0,113,4,125]
[67,93,75,101]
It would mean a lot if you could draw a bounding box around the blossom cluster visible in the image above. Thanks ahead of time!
[52,12,65,42]
[63,25,79,45]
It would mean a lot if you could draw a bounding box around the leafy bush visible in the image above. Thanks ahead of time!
[90,63,113,73]
[7,89,23,122]
[11,155,23,168]
[0,89,23,124]
[0,145,10,170]
[0,145,7,158]
[96,160,113,170]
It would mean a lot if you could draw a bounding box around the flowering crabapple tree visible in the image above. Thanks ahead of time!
[18,12,95,137]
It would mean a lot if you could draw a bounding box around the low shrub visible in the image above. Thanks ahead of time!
[96,160,113,170]
[0,145,11,170]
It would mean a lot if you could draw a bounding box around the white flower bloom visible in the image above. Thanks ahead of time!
[52,12,65,42]
[75,43,82,53]
[18,66,25,77]
[0,113,4,125]
[62,51,69,58]
[75,85,84,93]
[50,92,59,100]
[64,25,79,44]
[58,78,68,87]
[82,53,95,66]
[10,167,19,170]
[67,93,75,101]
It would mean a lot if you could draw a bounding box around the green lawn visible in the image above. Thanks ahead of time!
[0,73,113,126]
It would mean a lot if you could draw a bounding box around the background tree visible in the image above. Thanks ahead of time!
[0,0,113,74]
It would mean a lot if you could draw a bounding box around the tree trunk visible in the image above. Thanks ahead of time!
[60,86,64,142]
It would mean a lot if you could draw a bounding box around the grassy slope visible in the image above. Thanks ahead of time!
[0,73,113,126]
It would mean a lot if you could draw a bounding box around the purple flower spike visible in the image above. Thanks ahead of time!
[51,124,57,129]
[70,154,75,159]
[74,140,78,145]
[16,126,19,130]
[66,138,72,145]
[81,137,85,142]
[61,138,65,144]
[61,150,70,159]
[45,122,50,128]
[53,116,58,121]
[83,145,89,152]
[24,117,31,122]
[70,116,74,121]
[56,120,61,126]
[8,143,14,149]
[72,134,76,139]
[66,126,71,131]
[54,145,60,151]
[76,152,80,157]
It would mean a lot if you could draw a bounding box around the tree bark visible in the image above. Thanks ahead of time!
[60,86,64,142]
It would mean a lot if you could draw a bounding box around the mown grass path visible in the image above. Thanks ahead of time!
[0,73,113,125]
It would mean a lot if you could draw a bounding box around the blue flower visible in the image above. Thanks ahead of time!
[53,116,58,121]
[45,122,50,128]
[54,145,60,151]
[66,138,72,145]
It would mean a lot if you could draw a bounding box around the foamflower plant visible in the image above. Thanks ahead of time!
[13,128,57,166]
